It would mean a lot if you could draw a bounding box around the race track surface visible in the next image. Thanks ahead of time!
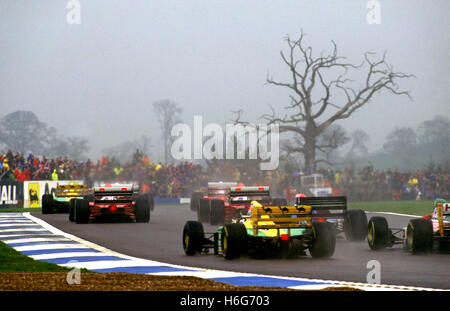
[33,204,450,289]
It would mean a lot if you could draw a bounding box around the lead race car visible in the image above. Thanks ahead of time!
[71,183,150,223]
[182,198,338,259]
[367,198,450,253]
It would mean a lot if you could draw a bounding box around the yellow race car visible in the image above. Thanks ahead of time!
[42,182,92,218]
[183,199,336,259]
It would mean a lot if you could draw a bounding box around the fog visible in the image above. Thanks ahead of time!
[1,0,449,162]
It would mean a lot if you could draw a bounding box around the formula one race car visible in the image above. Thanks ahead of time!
[195,184,287,225]
[183,199,336,259]
[71,183,150,223]
[42,183,92,214]
[367,199,450,253]
[190,181,237,212]
[296,196,368,241]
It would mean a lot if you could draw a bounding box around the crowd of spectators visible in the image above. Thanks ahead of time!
[320,163,449,202]
[0,150,448,201]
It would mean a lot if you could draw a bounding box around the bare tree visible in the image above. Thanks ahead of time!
[153,99,183,164]
[235,30,414,170]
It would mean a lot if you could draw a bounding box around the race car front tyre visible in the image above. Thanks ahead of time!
[198,199,210,223]
[41,194,54,214]
[221,223,247,260]
[405,218,433,254]
[367,216,390,250]
[190,192,203,212]
[309,222,336,258]
[75,199,90,224]
[210,199,225,225]
[135,195,150,223]
[343,209,368,241]
[183,221,205,256]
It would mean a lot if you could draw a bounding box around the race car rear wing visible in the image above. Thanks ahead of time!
[54,184,92,198]
[229,186,270,198]
[296,196,347,217]
[249,204,313,236]
[93,184,137,201]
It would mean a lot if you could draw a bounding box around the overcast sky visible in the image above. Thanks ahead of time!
[0,0,449,161]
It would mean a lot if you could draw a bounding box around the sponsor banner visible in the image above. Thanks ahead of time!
[23,180,83,208]
[0,181,23,208]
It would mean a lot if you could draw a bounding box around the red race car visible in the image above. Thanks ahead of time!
[71,183,150,223]
[195,184,286,225]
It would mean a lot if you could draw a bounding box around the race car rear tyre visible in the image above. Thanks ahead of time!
[190,192,203,212]
[221,223,247,260]
[183,221,205,256]
[405,218,433,254]
[198,199,210,223]
[75,199,90,224]
[367,216,390,250]
[309,222,336,258]
[135,195,150,223]
[344,209,368,241]
[272,198,287,206]
[42,194,54,214]
[69,199,78,222]
[210,199,225,225]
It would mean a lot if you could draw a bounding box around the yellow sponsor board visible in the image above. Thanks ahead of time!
[28,183,40,208]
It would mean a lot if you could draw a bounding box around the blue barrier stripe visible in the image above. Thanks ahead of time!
[39,256,129,264]
[92,266,198,274]
[20,248,100,255]
[211,276,333,288]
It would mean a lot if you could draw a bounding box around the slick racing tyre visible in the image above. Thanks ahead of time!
[405,218,433,254]
[344,209,368,241]
[367,216,390,250]
[41,194,54,214]
[221,223,247,260]
[183,221,205,256]
[309,222,336,258]
[210,199,225,225]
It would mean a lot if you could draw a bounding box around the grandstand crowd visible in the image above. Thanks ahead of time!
[1,150,448,202]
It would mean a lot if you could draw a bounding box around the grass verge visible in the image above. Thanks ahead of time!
[0,240,86,273]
